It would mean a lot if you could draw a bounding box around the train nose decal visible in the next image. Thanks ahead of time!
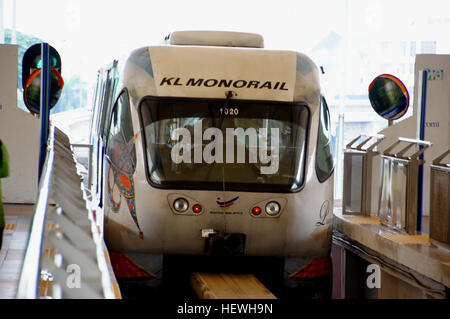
[106,133,143,239]
[216,196,239,210]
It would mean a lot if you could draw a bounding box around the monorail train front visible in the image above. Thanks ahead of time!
[101,31,334,260]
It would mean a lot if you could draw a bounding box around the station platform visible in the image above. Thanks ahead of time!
[332,209,450,298]
[1,201,448,299]
[0,204,34,298]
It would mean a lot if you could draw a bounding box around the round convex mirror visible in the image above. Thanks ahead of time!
[368,74,409,120]
[23,68,64,114]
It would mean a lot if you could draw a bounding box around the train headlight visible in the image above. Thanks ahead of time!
[265,201,280,216]
[173,198,189,213]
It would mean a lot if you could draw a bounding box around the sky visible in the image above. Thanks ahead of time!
[1,0,450,88]
[2,0,347,84]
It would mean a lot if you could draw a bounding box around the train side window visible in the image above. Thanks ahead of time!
[102,68,119,141]
[89,72,101,139]
[106,89,136,174]
[315,96,334,182]
[99,70,112,139]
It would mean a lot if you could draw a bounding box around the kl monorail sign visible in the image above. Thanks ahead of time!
[159,77,289,91]
[149,46,297,101]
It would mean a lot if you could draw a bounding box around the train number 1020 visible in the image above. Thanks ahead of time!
[220,107,239,116]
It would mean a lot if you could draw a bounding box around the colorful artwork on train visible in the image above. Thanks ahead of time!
[107,133,143,239]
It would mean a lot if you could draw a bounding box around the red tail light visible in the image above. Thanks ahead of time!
[192,204,202,213]
[290,257,332,279]
[252,206,262,216]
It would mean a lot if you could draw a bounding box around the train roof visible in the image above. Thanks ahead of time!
[122,31,321,109]
[166,30,264,48]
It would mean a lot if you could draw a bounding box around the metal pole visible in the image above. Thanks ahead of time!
[335,0,349,201]
[416,69,428,232]
[38,43,51,184]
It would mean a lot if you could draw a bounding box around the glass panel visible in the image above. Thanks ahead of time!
[344,153,363,213]
[429,168,450,242]
[391,161,407,229]
[378,157,407,230]
[379,158,392,225]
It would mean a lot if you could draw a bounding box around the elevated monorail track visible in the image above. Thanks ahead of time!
[190,272,277,299]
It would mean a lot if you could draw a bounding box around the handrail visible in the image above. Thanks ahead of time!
[16,125,120,299]
[432,149,450,168]
[346,134,385,151]
[383,137,432,160]
[342,134,384,216]
[16,126,55,298]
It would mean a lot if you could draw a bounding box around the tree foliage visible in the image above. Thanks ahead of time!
[5,29,43,89]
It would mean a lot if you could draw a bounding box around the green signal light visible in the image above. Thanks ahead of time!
[36,56,58,69]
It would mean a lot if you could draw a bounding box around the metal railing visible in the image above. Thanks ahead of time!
[342,134,384,216]
[16,125,120,299]
[378,137,432,234]
[429,149,450,245]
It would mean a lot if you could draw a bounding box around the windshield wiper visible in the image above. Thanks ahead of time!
[217,90,234,130]
[206,91,235,194]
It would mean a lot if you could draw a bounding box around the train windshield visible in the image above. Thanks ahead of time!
[139,97,310,192]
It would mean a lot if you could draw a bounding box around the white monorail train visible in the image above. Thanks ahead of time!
[89,31,334,272]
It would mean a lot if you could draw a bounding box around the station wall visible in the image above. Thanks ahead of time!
[0,44,39,204]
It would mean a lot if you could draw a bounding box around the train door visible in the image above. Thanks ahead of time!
[103,89,139,233]
[89,70,103,198]
[90,61,119,209]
